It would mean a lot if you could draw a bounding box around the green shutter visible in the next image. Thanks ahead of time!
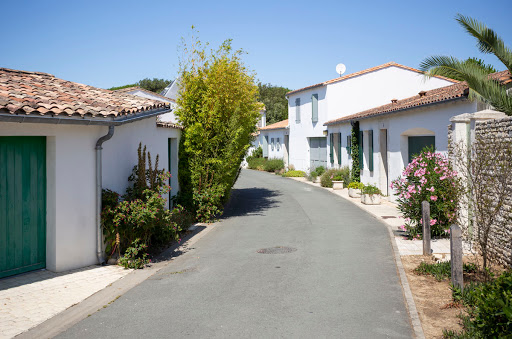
[295,98,301,122]
[359,131,363,170]
[312,94,318,122]
[408,136,435,163]
[369,130,374,171]
[338,133,342,165]
[329,133,334,164]
[346,135,351,155]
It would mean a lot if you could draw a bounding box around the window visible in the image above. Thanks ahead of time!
[295,98,301,123]
[368,130,374,171]
[271,138,275,151]
[329,133,334,164]
[347,135,351,155]
[359,131,363,170]
[312,94,318,122]
[408,136,435,163]
[338,133,342,165]
[277,138,280,151]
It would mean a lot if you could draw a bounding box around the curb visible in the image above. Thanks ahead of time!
[285,176,426,339]
[16,222,216,339]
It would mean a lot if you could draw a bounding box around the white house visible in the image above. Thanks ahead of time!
[324,70,511,198]
[258,119,289,165]
[0,68,182,278]
[284,62,457,172]
[115,86,178,123]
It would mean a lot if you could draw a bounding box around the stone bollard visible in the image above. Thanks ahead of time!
[450,224,464,293]
[422,201,431,256]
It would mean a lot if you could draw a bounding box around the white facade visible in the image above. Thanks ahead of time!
[0,117,181,272]
[260,128,288,162]
[286,64,455,172]
[327,99,478,199]
[120,87,178,124]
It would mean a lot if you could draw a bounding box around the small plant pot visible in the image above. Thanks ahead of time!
[332,181,344,190]
[313,176,320,183]
[348,188,361,198]
[361,194,381,205]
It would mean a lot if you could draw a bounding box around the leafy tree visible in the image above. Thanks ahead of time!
[420,14,512,115]
[350,121,360,183]
[257,83,290,124]
[109,78,172,94]
[175,35,260,221]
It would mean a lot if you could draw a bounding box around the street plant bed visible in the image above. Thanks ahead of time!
[402,255,509,338]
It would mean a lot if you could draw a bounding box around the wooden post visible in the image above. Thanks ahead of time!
[422,201,431,256]
[450,224,464,293]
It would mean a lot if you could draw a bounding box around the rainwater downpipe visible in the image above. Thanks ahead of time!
[95,125,115,265]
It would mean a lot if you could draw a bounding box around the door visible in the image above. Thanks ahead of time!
[262,136,268,158]
[309,137,327,169]
[0,136,46,278]
[408,136,435,163]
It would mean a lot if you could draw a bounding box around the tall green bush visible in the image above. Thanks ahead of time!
[351,122,360,183]
[175,35,260,221]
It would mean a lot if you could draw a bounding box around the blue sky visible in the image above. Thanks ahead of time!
[2,0,512,91]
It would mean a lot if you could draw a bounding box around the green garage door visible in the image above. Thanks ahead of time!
[408,136,435,163]
[0,136,46,278]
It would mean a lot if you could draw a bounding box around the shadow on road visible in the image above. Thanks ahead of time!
[222,187,281,219]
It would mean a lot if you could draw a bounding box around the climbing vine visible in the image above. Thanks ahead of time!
[350,121,360,183]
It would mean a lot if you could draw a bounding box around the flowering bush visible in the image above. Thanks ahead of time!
[193,184,224,223]
[391,148,460,239]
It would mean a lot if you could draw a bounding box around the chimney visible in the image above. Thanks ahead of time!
[391,98,398,104]
[418,91,427,97]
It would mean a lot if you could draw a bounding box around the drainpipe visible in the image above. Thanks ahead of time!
[95,125,115,265]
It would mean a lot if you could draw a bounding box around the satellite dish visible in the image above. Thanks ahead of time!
[336,63,346,77]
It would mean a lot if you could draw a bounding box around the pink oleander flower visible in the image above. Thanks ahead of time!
[430,219,437,226]
[430,195,438,201]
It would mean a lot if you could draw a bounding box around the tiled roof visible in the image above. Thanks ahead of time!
[259,119,288,131]
[156,121,183,130]
[286,62,458,96]
[114,86,176,103]
[0,68,169,118]
[324,70,511,126]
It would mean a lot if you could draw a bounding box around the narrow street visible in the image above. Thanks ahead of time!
[58,170,412,338]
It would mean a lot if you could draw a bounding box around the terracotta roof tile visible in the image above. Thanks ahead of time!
[324,70,511,126]
[259,119,288,131]
[286,62,459,96]
[156,121,184,130]
[0,68,169,118]
[114,86,176,103]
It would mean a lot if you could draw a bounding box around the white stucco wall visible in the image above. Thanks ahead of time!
[327,99,477,200]
[287,65,455,171]
[0,117,181,273]
[261,129,287,160]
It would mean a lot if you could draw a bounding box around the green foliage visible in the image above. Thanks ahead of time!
[414,261,477,281]
[108,78,172,94]
[348,182,364,190]
[252,146,263,158]
[118,239,150,269]
[421,14,512,115]
[391,148,461,239]
[257,83,290,125]
[263,158,285,172]
[350,122,360,182]
[320,167,350,188]
[283,170,306,177]
[314,166,326,176]
[193,180,224,222]
[247,157,266,170]
[447,271,512,337]
[125,143,164,201]
[362,184,382,196]
[175,34,260,221]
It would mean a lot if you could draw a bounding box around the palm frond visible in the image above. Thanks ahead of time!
[456,14,512,73]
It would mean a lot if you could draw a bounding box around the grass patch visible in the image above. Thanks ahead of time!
[415,260,478,281]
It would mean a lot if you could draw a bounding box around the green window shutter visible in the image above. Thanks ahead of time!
[312,94,318,122]
[369,130,374,171]
[346,135,351,155]
[338,133,342,165]
[359,131,363,170]
[329,133,334,164]
[295,98,301,123]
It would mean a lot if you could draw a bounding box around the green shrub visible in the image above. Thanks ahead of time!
[314,166,326,176]
[446,271,512,337]
[118,239,150,269]
[252,146,263,158]
[362,184,382,196]
[347,182,364,190]
[414,261,477,281]
[320,167,349,187]
[193,183,224,222]
[283,170,306,177]
[247,157,266,170]
[263,158,284,172]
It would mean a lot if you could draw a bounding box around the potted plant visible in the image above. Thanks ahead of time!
[331,173,344,190]
[361,184,382,205]
[348,182,364,198]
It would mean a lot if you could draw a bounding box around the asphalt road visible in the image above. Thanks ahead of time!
[57,170,412,338]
